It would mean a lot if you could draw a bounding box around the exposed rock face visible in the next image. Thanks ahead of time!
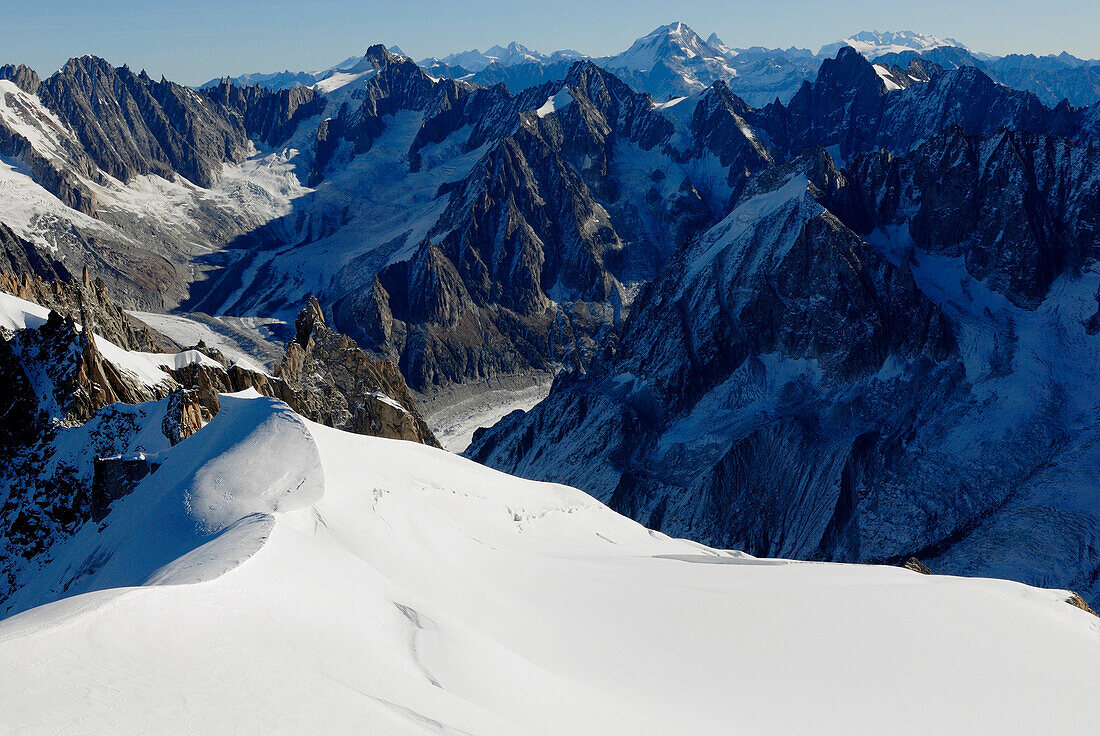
[0,309,159,428]
[840,128,1100,309]
[161,388,208,446]
[681,79,775,183]
[91,453,159,521]
[0,228,70,283]
[276,298,440,446]
[761,47,1084,161]
[359,128,624,387]
[36,56,251,187]
[114,40,1093,401]
[1066,593,1098,616]
[872,58,941,91]
[904,558,933,574]
[0,271,180,352]
[0,337,42,448]
[204,81,325,147]
[0,64,41,94]
[774,47,892,158]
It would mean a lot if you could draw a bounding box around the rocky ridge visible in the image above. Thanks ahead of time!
[275,297,440,446]
[35,56,252,188]
[0,277,438,605]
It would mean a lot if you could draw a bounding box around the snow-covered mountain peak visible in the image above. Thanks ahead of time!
[493,41,545,66]
[599,22,737,98]
[437,41,553,71]
[822,29,968,58]
[625,22,716,63]
[706,32,737,58]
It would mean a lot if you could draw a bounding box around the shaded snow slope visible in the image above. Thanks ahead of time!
[126,309,284,372]
[1,392,1098,735]
[0,289,50,330]
[0,393,322,616]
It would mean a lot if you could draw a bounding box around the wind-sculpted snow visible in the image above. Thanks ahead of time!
[184,393,324,531]
[0,393,323,617]
[1,391,1099,734]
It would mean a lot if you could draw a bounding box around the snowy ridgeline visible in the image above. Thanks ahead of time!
[1,391,1098,735]
[1,291,220,393]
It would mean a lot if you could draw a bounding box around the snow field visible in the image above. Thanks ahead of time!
[1,392,1098,735]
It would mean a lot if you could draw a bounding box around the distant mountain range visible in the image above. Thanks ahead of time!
[199,24,1100,107]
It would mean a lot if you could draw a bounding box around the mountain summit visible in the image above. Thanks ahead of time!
[599,22,738,98]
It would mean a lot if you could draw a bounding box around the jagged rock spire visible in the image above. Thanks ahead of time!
[294,295,326,347]
[364,44,399,69]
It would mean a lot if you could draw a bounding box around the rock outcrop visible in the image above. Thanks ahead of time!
[0,270,180,352]
[276,297,440,446]
[903,558,933,575]
[1066,593,1098,616]
[161,388,208,446]
[0,64,41,94]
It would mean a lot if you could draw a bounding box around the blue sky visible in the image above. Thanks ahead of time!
[4,0,1099,85]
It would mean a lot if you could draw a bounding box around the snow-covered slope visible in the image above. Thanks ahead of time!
[1,289,218,394]
[0,73,310,308]
[1,391,1098,734]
